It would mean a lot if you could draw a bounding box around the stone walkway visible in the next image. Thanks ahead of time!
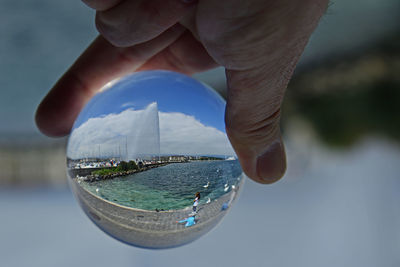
[70,175,244,248]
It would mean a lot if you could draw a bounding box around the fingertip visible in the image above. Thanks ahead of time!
[232,136,287,185]
[35,101,70,138]
[35,100,51,136]
[225,122,287,184]
[255,139,286,184]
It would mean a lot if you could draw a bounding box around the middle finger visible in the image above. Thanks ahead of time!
[96,0,198,47]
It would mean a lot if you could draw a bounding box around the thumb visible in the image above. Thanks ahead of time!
[196,0,329,183]
[225,67,287,184]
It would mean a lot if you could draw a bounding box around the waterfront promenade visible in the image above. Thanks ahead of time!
[70,175,244,248]
[0,138,67,186]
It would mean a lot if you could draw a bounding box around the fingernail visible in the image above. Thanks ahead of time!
[256,140,286,183]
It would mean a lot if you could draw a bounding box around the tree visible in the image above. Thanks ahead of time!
[117,161,128,171]
[128,160,138,170]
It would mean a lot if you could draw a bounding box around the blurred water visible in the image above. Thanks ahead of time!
[1,138,399,267]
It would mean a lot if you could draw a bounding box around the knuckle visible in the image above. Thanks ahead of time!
[95,13,111,39]
[140,1,164,20]
[225,107,281,146]
[139,1,176,32]
[95,13,131,47]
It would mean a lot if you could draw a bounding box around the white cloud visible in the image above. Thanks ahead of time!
[67,104,235,159]
[159,112,233,156]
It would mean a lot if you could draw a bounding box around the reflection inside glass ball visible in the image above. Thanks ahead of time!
[66,70,244,249]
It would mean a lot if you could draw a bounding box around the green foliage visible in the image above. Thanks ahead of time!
[128,160,138,170]
[116,161,129,171]
[92,168,117,176]
[292,81,400,147]
[282,34,400,148]
[92,161,139,176]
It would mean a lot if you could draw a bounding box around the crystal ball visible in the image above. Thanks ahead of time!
[66,70,244,249]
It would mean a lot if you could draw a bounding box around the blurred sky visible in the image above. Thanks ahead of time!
[0,0,399,135]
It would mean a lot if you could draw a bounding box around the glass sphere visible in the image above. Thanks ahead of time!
[66,70,244,249]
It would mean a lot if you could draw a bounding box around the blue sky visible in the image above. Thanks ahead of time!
[73,71,226,133]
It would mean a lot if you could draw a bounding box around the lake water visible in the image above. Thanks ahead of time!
[79,160,242,210]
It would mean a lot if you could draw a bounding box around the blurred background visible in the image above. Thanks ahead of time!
[0,0,399,266]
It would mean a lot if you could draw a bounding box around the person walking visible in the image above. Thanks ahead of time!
[193,192,200,213]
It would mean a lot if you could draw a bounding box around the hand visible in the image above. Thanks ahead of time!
[35,0,328,184]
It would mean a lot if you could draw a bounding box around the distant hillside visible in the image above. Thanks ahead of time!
[283,33,400,147]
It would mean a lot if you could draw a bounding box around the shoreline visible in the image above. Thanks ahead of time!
[75,162,172,183]
[71,159,227,183]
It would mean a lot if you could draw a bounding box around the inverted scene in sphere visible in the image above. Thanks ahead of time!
[66,70,244,248]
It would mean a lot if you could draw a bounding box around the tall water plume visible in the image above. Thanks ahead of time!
[125,102,160,161]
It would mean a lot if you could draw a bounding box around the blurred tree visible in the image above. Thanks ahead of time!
[283,33,400,147]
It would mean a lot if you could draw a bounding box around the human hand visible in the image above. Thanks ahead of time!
[35,0,329,184]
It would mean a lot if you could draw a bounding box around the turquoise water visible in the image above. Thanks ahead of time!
[80,160,242,210]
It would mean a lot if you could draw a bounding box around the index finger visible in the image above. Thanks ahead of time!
[35,24,185,137]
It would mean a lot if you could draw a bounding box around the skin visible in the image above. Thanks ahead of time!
[35,0,329,184]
